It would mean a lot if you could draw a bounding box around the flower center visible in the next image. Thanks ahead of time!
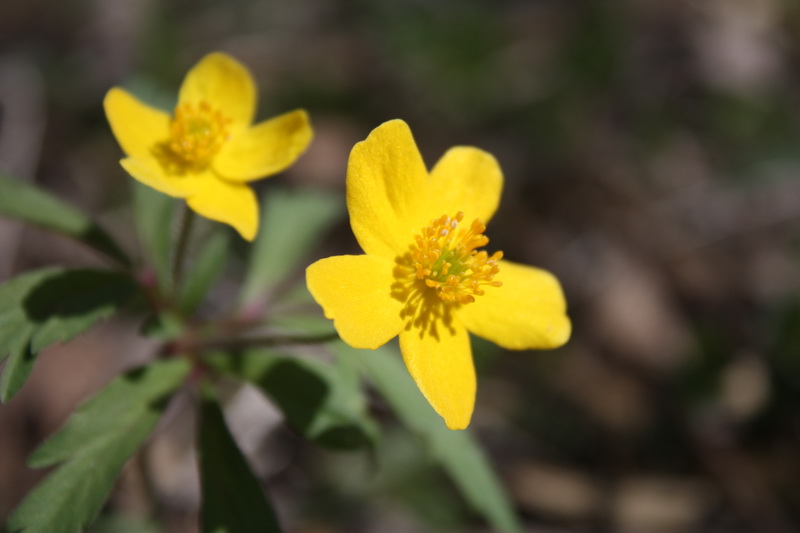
[168,101,231,166]
[411,212,503,304]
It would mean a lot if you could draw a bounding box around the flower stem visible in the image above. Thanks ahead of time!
[172,204,195,298]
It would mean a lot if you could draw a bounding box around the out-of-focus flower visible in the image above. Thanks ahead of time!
[306,120,570,429]
[104,52,312,240]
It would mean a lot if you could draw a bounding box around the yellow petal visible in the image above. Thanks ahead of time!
[457,260,571,350]
[120,157,212,198]
[399,323,475,430]
[306,255,404,349]
[186,177,259,240]
[178,52,256,129]
[214,110,313,182]
[347,119,430,259]
[428,146,503,225]
[104,88,170,159]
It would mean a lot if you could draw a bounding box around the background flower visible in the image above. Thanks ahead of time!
[104,52,312,240]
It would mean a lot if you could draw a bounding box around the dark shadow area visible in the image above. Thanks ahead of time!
[314,424,373,451]
[256,359,330,433]
[22,270,136,322]
[391,251,457,341]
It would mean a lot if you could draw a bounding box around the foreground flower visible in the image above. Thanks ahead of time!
[306,120,571,429]
[104,52,312,240]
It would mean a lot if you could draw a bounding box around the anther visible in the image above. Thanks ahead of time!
[410,211,503,304]
[168,101,231,166]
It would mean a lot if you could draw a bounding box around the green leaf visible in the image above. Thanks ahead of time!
[0,268,57,358]
[29,358,191,467]
[8,359,190,533]
[132,181,176,292]
[0,269,138,402]
[139,311,185,341]
[0,270,51,401]
[206,349,378,450]
[87,515,161,533]
[25,270,138,352]
[199,391,282,533]
[0,329,35,402]
[239,188,343,307]
[180,228,229,314]
[350,343,522,533]
[0,171,130,266]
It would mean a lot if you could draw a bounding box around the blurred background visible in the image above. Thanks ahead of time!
[2,0,800,532]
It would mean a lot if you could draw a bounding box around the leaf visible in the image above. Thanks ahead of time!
[0,170,130,266]
[0,271,49,401]
[0,268,57,360]
[0,269,138,402]
[0,270,61,401]
[199,391,282,533]
[8,359,190,533]
[350,343,522,533]
[29,358,191,467]
[11,419,155,533]
[25,270,139,352]
[0,329,35,402]
[139,311,185,341]
[132,181,175,292]
[87,515,161,533]
[239,188,343,307]
[180,228,229,314]
[206,349,378,450]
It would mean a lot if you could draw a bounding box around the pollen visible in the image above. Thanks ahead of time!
[168,101,231,166]
[411,212,503,304]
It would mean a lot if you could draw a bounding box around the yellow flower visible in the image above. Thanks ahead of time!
[306,120,571,430]
[104,52,313,241]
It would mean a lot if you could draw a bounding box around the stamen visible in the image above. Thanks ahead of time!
[411,211,503,304]
[168,101,231,166]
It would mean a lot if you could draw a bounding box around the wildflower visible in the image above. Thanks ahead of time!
[306,120,570,429]
[104,52,312,240]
